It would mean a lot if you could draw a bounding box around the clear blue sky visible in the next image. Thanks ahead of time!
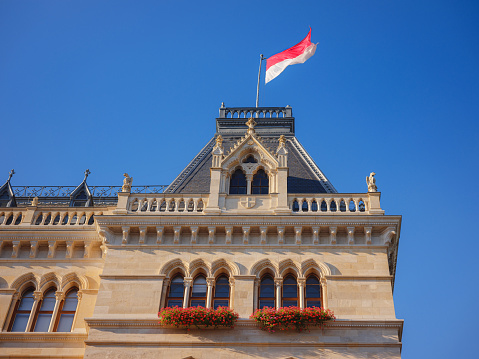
[1,1,478,357]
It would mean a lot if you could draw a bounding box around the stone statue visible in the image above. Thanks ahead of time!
[31,197,39,206]
[366,172,377,192]
[215,135,223,148]
[278,135,286,147]
[122,173,133,193]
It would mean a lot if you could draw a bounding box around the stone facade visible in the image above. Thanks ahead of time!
[0,106,403,358]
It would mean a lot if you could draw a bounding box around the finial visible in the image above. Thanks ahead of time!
[84,169,91,181]
[278,135,286,147]
[221,102,225,108]
[246,117,256,135]
[215,135,223,148]
[8,169,15,182]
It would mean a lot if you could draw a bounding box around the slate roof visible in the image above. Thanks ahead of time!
[165,107,336,194]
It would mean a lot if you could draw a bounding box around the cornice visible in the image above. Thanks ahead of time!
[99,274,166,280]
[0,332,88,342]
[325,275,393,281]
[105,245,390,250]
[0,258,104,263]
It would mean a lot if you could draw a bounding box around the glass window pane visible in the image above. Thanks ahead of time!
[261,276,273,285]
[283,285,297,298]
[56,313,74,332]
[306,300,322,308]
[34,313,52,332]
[62,296,78,311]
[169,283,184,297]
[284,276,296,284]
[282,300,297,307]
[190,300,205,307]
[216,276,229,284]
[192,277,207,297]
[214,284,230,297]
[167,300,183,308]
[306,276,319,284]
[259,300,275,309]
[213,300,229,309]
[18,296,34,311]
[11,313,30,332]
[259,285,274,297]
[306,285,321,298]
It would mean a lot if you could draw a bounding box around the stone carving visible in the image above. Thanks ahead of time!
[122,173,132,193]
[246,117,256,135]
[215,135,223,148]
[366,172,377,192]
[278,135,286,147]
[240,197,256,209]
[31,197,39,206]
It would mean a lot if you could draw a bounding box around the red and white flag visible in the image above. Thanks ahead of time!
[265,28,317,83]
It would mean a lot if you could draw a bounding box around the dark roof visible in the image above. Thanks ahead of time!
[165,106,336,194]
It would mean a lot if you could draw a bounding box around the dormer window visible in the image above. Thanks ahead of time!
[252,169,269,194]
[72,190,88,207]
[229,169,247,195]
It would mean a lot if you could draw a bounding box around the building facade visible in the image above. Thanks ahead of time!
[0,105,403,358]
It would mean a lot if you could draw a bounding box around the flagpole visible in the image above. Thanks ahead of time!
[256,54,265,108]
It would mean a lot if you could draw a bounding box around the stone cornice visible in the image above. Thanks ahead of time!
[105,244,390,250]
[0,332,88,342]
[99,274,166,280]
[325,275,393,281]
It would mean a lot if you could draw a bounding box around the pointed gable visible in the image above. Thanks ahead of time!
[69,169,93,207]
[0,170,16,208]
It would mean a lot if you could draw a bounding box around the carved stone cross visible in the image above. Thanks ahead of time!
[240,196,256,209]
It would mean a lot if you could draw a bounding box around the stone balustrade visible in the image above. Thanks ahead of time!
[219,106,292,119]
[127,195,208,214]
[0,209,24,226]
[288,194,373,214]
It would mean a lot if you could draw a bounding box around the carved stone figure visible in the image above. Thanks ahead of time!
[122,173,133,193]
[245,118,256,134]
[278,135,286,147]
[366,172,377,192]
[215,135,223,148]
[31,197,39,206]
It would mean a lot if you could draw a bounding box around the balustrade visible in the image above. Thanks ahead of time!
[128,195,208,214]
[288,195,369,214]
[218,106,292,119]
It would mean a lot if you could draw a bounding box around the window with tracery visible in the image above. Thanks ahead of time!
[33,288,56,332]
[213,275,230,309]
[281,275,298,307]
[55,288,79,332]
[229,169,247,194]
[305,275,322,307]
[9,288,35,332]
[258,275,275,309]
[166,275,184,308]
[252,169,269,194]
[190,275,207,307]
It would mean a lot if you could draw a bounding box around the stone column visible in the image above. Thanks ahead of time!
[26,291,43,332]
[183,278,193,308]
[298,277,306,309]
[253,278,260,311]
[229,277,235,309]
[159,279,169,309]
[320,278,328,308]
[274,278,283,309]
[206,277,215,309]
[48,291,64,332]
[246,174,253,195]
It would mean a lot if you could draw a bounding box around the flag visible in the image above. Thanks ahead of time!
[265,28,317,84]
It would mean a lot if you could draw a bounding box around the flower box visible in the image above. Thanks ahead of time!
[159,306,239,330]
[250,306,335,333]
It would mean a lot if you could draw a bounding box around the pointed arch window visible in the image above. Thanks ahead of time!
[305,275,322,308]
[55,288,78,332]
[190,275,207,307]
[229,169,247,195]
[167,275,184,308]
[213,275,230,309]
[282,275,298,307]
[33,288,56,332]
[258,275,275,309]
[243,155,257,163]
[72,190,88,207]
[252,169,269,194]
[9,288,35,332]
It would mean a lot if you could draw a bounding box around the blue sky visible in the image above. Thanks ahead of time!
[1,1,478,357]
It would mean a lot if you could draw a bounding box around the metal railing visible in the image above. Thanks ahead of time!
[12,185,168,198]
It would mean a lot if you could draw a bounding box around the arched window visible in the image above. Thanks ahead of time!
[190,275,207,307]
[258,275,275,309]
[243,155,257,163]
[9,288,35,332]
[55,288,78,332]
[33,288,56,332]
[72,190,88,207]
[213,275,230,309]
[305,275,322,308]
[229,169,247,194]
[252,169,269,194]
[282,275,298,307]
[166,275,184,308]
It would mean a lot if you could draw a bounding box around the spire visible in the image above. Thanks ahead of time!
[70,169,93,207]
[0,169,16,207]
[83,169,91,182]
[8,169,15,182]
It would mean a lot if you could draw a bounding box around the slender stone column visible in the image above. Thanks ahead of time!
[229,277,235,309]
[253,278,260,311]
[48,291,64,332]
[206,277,215,308]
[297,277,306,309]
[183,278,193,308]
[274,278,283,309]
[26,291,43,332]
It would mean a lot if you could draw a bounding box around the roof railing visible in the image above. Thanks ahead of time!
[219,106,292,119]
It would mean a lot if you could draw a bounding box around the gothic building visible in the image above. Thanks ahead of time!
[0,105,403,358]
